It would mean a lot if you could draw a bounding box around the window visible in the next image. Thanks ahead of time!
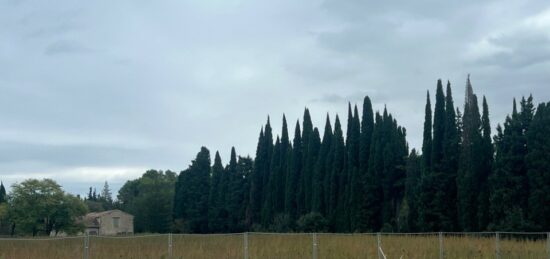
[113,217,120,228]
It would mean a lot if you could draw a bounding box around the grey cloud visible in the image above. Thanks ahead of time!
[1,0,550,195]
[44,40,92,55]
[476,33,550,69]
[311,91,387,105]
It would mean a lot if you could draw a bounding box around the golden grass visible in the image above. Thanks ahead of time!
[172,234,243,259]
[0,237,84,259]
[0,233,547,259]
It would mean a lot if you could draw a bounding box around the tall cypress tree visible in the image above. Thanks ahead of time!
[431,80,446,172]
[457,75,483,231]
[431,80,450,230]
[305,128,321,213]
[347,105,361,231]
[422,91,433,172]
[262,137,281,226]
[327,115,345,230]
[418,90,436,231]
[0,182,5,204]
[285,121,302,221]
[526,102,550,230]
[300,109,315,215]
[262,118,274,204]
[173,147,211,233]
[226,147,243,232]
[313,115,332,214]
[208,152,224,232]
[357,96,374,231]
[441,81,459,230]
[279,115,291,213]
[477,96,492,230]
[364,112,384,231]
[249,127,265,226]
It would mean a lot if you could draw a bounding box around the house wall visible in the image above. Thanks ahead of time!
[98,210,134,235]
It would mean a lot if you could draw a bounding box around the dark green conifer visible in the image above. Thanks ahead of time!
[327,115,345,230]
[285,121,302,221]
[173,147,211,233]
[457,75,483,231]
[526,102,550,230]
[313,114,332,214]
[357,96,374,231]
[0,182,6,203]
[208,152,225,232]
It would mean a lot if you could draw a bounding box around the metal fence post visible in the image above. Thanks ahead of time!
[312,233,318,259]
[546,232,549,259]
[83,234,89,259]
[168,233,173,259]
[495,232,501,259]
[439,232,444,259]
[377,233,382,259]
[243,232,249,259]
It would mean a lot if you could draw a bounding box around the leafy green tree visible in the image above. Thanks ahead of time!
[296,212,328,232]
[7,179,87,236]
[119,170,177,233]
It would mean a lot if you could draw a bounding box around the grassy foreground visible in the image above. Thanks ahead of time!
[0,232,547,259]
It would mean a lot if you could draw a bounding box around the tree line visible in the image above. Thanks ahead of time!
[119,76,549,233]
[1,76,548,235]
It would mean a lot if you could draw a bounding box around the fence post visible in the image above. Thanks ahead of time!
[243,232,249,259]
[312,233,318,259]
[168,233,173,259]
[547,232,549,259]
[377,233,382,259]
[495,232,501,259]
[83,233,89,259]
[439,232,444,259]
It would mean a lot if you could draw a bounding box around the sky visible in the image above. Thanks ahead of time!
[1,0,550,196]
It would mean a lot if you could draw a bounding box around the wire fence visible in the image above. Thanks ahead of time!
[0,232,548,259]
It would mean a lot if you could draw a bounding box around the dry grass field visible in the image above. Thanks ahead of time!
[0,232,547,259]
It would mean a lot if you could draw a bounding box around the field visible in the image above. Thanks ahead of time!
[0,232,548,259]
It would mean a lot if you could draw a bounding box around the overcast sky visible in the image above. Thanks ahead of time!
[1,0,550,196]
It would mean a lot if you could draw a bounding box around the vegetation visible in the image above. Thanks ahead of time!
[2,179,87,236]
[0,76,548,236]
[168,76,550,233]
[0,233,547,259]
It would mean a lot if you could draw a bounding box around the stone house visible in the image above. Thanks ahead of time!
[83,209,134,236]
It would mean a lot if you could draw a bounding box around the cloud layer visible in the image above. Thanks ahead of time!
[1,0,550,195]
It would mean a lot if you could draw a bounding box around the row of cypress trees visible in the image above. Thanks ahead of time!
[172,76,550,233]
